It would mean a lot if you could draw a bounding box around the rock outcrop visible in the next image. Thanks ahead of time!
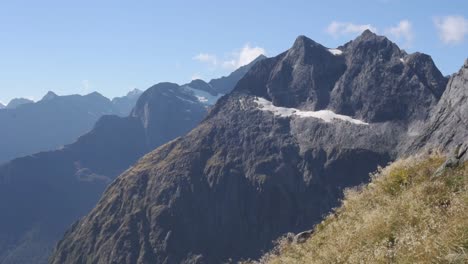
[408,59,468,156]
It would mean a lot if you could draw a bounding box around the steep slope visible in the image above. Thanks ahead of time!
[0,92,118,164]
[209,55,267,95]
[254,154,467,264]
[112,88,143,116]
[408,59,468,155]
[182,55,267,106]
[51,31,447,264]
[0,83,207,264]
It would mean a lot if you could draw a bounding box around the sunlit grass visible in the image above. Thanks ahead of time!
[250,155,468,264]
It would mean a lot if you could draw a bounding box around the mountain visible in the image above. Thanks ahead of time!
[0,88,147,164]
[407,59,468,155]
[0,102,5,109]
[6,98,34,109]
[0,62,258,264]
[254,153,467,263]
[112,88,143,116]
[51,31,451,264]
[209,54,267,94]
[0,92,119,164]
[0,83,207,264]
[181,55,267,105]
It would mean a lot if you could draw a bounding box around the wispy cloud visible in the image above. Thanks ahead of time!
[193,44,266,71]
[386,20,414,47]
[326,21,377,38]
[222,44,265,70]
[434,15,468,45]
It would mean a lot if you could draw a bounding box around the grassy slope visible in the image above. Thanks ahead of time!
[253,155,468,263]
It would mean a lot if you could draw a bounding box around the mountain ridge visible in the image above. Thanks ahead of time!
[0,64,260,263]
[50,31,459,264]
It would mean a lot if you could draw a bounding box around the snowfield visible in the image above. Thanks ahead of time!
[254,97,369,125]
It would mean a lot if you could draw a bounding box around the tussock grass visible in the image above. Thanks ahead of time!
[252,155,468,264]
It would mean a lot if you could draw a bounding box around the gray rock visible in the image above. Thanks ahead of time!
[294,230,313,244]
[407,58,468,156]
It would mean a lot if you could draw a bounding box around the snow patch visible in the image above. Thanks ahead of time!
[175,96,197,104]
[328,49,343,55]
[182,86,223,105]
[400,58,405,63]
[254,97,368,125]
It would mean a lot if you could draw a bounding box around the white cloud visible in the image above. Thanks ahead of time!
[224,44,265,69]
[434,15,468,44]
[326,21,377,38]
[386,20,414,47]
[193,44,266,71]
[192,53,218,66]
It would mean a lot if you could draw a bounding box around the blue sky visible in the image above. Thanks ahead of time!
[0,0,467,104]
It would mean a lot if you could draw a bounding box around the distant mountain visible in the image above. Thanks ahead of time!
[0,102,5,109]
[0,88,147,164]
[0,64,257,263]
[111,88,143,116]
[180,55,267,106]
[0,83,207,264]
[6,98,34,109]
[0,92,119,164]
[209,54,267,94]
[51,31,453,264]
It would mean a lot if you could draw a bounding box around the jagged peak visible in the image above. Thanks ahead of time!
[348,29,395,48]
[291,35,322,50]
[127,88,142,97]
[361,29,378,38]
[41,91,58,101]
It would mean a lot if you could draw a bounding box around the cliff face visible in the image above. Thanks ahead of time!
[50,31,452,264]
[407,59,468,157]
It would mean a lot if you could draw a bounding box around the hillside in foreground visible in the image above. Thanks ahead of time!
[253,153,468,263]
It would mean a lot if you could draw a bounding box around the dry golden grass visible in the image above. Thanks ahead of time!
[252,155,468,264]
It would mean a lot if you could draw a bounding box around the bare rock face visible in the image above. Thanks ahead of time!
[50,32,450,264]
[408,59,468,156]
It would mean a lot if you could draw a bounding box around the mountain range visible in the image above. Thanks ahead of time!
[0,57,264,264]
[0,90,142,164]
[50,31,466,264]
[4,98,34,109]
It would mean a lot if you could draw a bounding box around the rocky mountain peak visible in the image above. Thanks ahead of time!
[41,91,58,101]
[127,88,143,97]
[343,30,403,62]
[404,52,447,98]
[286,35,332,64]
[407,59,468,153]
